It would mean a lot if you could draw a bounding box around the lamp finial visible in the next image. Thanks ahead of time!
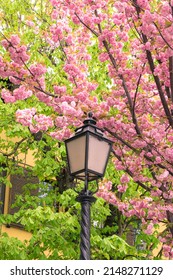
[84,112,96,125]
[88,112,93,118]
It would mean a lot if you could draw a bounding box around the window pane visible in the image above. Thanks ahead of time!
[9,169,39,215]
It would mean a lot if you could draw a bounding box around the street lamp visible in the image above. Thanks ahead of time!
[65,113,113,260]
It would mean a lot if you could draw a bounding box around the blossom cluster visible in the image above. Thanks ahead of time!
[2,35,29,65]
[1,86,32,103]
[16,109,54,133]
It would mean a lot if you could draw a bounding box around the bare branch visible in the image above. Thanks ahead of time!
[0,137,28,157]
[153,22,173,51]
[132,63,146,118]
[74,13,99,37]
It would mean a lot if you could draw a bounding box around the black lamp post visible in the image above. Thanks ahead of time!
[65,113,113,260]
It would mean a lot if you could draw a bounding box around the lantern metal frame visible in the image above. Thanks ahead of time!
[64,113,113,260]
[65,117,113,182]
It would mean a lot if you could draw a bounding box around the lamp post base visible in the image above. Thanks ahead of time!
[76,191,96,260]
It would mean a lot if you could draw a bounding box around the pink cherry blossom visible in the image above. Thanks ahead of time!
[144,223,153,235]
[120,174,130,184]
[117,184,128,193]
[1,89,16,103]
[30,64,47,77]
[16,108,36,126]
[10,35,20,46]
[13,85,32,100]
[53,85,67,95]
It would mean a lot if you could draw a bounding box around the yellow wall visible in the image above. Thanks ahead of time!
[1,225,31,241]
[1,131,35,241]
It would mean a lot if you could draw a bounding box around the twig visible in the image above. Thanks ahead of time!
[153,22,173,51]
[74,13,99,37]
[0,137,28,157]
[132,63,146,119]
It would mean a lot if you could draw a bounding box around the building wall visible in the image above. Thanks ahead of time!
[1,132,35,241]
[1,224,31,241]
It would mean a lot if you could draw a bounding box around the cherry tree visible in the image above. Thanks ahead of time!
[1,0,173,259]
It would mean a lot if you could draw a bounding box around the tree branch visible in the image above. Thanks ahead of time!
[142,35,173,128]
[105,127,173,176]
[153,23,173,51]
[74,13,99,37]
[12,76,56,97]
[58,37,78,88]
[132,63,146,122]
[102,39,141,135]
[169,56,173,102]
[0,137,28,157]
[132,0,173,128]
[111,148,151,192]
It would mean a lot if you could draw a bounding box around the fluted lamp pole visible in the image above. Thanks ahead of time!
[65,113,113,260]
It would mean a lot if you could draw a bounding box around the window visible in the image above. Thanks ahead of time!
[8,169,39,216]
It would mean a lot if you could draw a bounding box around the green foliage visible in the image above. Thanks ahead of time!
[0,187,146,260]
[0,0,164,260]
[0,232,27,260]
[91,234,137,260]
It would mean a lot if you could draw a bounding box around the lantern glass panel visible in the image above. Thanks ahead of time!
[66,135,86,174]
[88,135,111,175]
